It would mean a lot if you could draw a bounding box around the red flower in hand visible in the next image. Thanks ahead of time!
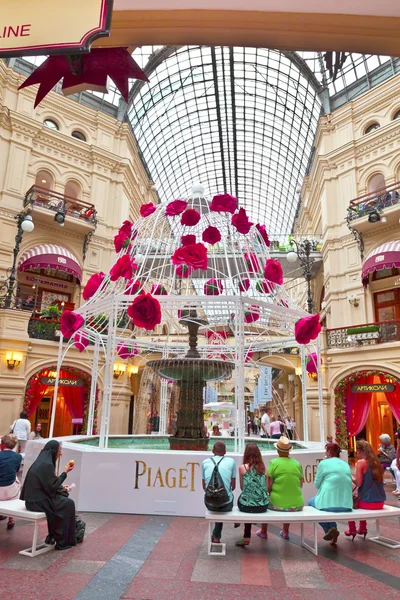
[181,235,196,246]
[110,255,136,281]
[176,265,193,278]
[232,208,253,234]
[238,278,250,292]
[244,253,261,273]
[151,284,168,295]
[181,209,201,226]
[295,314,322,345]
[60,310,84,338]
[117,341,138,360]
[165,199,187,216]
[127,293,162,331]
[82,272,105,300]
[74,331,89,353]
[255,223,270,247]
[264,258,283,285]
[204,279,223,295]
[140,203,157,218]
[124,280,142,295]
[244,306,260,323]
[210,193,237,213]
[202,226,221,245]
[172,243,208,271]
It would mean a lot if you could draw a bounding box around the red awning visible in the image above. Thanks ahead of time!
[362,240,400,284]
[18,244,82,282]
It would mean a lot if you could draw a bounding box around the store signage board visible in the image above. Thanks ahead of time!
[0,0,112,57]
[351,383,396,393]
[40,377,84,387]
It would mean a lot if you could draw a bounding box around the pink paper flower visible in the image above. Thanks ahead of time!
[210,193,237,214]
[256,279,274,294]
[114,220,134,252]
[165,199,187,216]
[124,279,142,295]
[245,350,254,363]
[295,314,322,345]
[204,278,223,296]
[202,226,221,245]
[82,272,105,300]
[238,278,250,292]
[127,293,162,331]
[306,352,322,375]
[140,202,157,218]
[60,310,84,338]
[74,331,89,353]
[176,264,193,278]
[264,258,283,285]
[181,209,201,227]
[172,243,208,271]
[110,255,136,281]
[181,234,196,246]
[255,223,270,247]
[231,207,253,234]
[244,253,261,273]
[117,341,139,360]
[151,284,168,295]
[244,306,260,323]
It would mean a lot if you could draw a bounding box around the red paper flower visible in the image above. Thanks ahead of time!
[244,306,260,323]
[114,230,132,253]
[244,253,261,273]
[124,279,142,295]
[202,226,221,245]
[176,265,193,279]
[255,223,271,247]
[205,330,229,340]
[232,208,253,234]
[181,235,196,246]
[60,310,84,338]
[117,341,138,360]
[171,243,208,271]
[110,255,136,281]
[210,193,237,213]
[245,350,254,363]
[140,202,157,218]
[204,279,223,296]
[238,278,250,292]
[151,284,168,296]
[165,199,187,216]
[264,258,284,285]
[181,209,201,226]
[82,272,105,300]
[74,331,89,353]
[306,352,322,375]
[256,279,274,294]
[127,293,162,331]
[294,314,322,345]
[18,48,148,108]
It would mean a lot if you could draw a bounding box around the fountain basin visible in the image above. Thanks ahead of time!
[147,358,234,381]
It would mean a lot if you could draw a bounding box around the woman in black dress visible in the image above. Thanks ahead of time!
[21,440,76,550]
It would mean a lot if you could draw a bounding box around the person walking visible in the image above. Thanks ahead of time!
[0,434,22,529]
[235,444,269,546]
[260,407,272,438]
[285,416,295,440]
[202,441,236,544]
[252,415,260,436]
[270,417,284,440]
[345,440,386,540]
[257,436,304,540]
[10,411,31,453]
[308,443,353,545]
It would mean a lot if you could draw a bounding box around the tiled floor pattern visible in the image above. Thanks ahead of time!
[0,491,399,599]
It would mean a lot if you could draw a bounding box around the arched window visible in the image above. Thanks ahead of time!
[64,180,81,200]
[43,119,59,131]
[72,130,86,142]
[393,110,400,120]
[364,122,380,135]
[368,173,386,194]
[35,170,54,190]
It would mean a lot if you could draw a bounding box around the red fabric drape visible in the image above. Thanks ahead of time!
[26,368,53,416]
[61,383,85,419]
[383,376,400,423]
[345,375,374,436]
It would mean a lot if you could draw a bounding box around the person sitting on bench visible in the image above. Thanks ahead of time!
[0,434,22,529]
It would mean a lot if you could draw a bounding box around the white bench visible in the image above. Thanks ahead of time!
[205,505,400,556]
[0,499,53,557]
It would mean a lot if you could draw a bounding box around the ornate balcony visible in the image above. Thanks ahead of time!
[28,316,60,342]
[326,320,400,349]
[347,181,400,223]
[24,185,97,228]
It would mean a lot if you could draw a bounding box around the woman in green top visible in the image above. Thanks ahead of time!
[258,436,304,540]
[235,444,269,547]
[308,442,353,544]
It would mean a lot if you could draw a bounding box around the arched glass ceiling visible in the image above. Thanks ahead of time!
[128,46,322,234]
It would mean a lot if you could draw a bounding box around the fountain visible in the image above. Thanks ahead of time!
[148,311,234,451]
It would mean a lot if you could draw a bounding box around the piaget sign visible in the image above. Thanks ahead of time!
[0,0,112,56]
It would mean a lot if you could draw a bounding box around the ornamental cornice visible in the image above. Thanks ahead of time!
[354,128,399,157]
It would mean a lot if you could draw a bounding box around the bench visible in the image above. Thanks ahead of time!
[205,505,400,556]
[0,499,53,558]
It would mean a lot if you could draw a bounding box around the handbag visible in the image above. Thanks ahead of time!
[352,480,374,509]
[75,516,86,543]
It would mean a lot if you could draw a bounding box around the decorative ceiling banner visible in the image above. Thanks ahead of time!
[0,0,113,57]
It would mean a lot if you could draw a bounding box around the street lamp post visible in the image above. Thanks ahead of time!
[3,209,34,309]
[287,239,315,314]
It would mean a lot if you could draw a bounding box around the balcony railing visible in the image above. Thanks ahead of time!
[24,185,97,225]
[347,180,400,222]
[326,320,400,349]
[28,317,60,342]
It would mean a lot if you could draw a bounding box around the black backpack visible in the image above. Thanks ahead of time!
[204,457,230,510]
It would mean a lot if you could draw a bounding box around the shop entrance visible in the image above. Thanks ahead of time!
[24,366,96,437]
